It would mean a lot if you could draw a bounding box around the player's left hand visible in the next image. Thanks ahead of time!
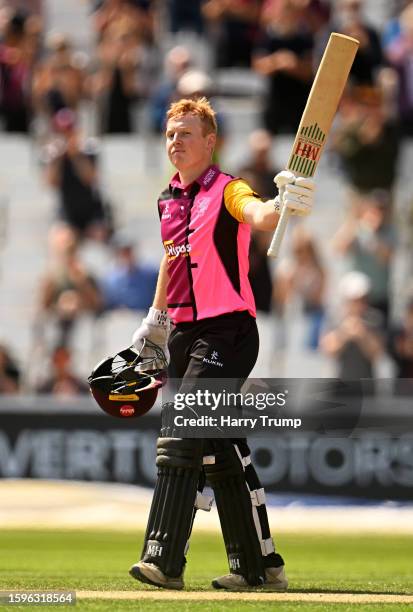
[273,170,315,217]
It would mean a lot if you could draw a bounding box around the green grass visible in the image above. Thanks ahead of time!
[0,530,412,611]
[72,604,412,612]
[1,604,412,612]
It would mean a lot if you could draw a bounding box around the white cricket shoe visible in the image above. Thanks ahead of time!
[129,561,184,590]
[212,566,288,591]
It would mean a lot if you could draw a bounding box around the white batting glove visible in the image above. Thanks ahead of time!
[274,170,315,217]
[132,307,170,369]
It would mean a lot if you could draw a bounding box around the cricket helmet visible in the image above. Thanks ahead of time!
[88,340,167,418]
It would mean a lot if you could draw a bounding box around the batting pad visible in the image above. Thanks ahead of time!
[204,441,265,586]
[141,437,204,577]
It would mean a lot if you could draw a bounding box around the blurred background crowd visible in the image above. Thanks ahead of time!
[1,0,413,396]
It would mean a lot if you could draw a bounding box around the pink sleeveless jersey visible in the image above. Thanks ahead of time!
[158,165,256,323]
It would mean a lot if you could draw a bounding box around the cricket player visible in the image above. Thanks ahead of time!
[129,97,315,590]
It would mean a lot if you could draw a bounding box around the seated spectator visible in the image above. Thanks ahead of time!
[36,345,89,395]
[236,128,279,318]
[389,299,413,380]
[382,6,403,51]
[382,0,413,51]
[24,12,43,62]
[261,0,331,39]
[42,108,113,241]
[321,271,384,380]
[276,226,326,349]
[304,0,331,40]
[166,0,204,35]
[386,3,413,136]
[332,190,395,327]
[236,129,280,323]
[92,0,155,46]
[332,0,384,86]
[237,128,280,199]
[248,230,275,315]
[5,0,43,15]
[331,85,400,203]
[88,21,141,134]
[149,45,191,134]
[0,8,34,132]
[32,33,87,120]
[37,225,103,346]
[101,234,158,311]
[203,0,263,68]
[252,0,314,134]
[0,343,20,394]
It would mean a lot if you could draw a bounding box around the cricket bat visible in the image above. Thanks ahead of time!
[267,33,359,258]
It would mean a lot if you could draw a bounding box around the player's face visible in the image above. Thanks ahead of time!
[166,114,215,176]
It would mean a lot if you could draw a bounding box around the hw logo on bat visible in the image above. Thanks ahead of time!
[288,123,326,177]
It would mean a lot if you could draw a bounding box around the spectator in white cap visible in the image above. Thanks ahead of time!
[149,45,191,134]
[321,271,384,380]
[332,190,395,328]
[176,69,213,97]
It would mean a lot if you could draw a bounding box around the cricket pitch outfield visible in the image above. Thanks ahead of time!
[1,481,412,611]
[1,529,412,612]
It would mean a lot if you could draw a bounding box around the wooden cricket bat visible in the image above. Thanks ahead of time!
[267,33,359,258]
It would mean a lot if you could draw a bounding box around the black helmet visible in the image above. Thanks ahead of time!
[88,340,167,418]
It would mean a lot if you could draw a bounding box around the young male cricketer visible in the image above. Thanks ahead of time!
[129,97,315,591]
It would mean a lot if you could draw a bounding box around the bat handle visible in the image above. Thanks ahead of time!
[267,206,291,258]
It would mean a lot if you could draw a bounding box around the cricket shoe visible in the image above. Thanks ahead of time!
[129,561,184,590]
[212,566,288,591]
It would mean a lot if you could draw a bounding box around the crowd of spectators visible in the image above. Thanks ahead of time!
[1,0,413,394]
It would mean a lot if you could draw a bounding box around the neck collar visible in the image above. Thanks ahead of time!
[170,165,220,192]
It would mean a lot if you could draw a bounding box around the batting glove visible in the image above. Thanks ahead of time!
[132,307,170,369]
[274,170,315,217]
